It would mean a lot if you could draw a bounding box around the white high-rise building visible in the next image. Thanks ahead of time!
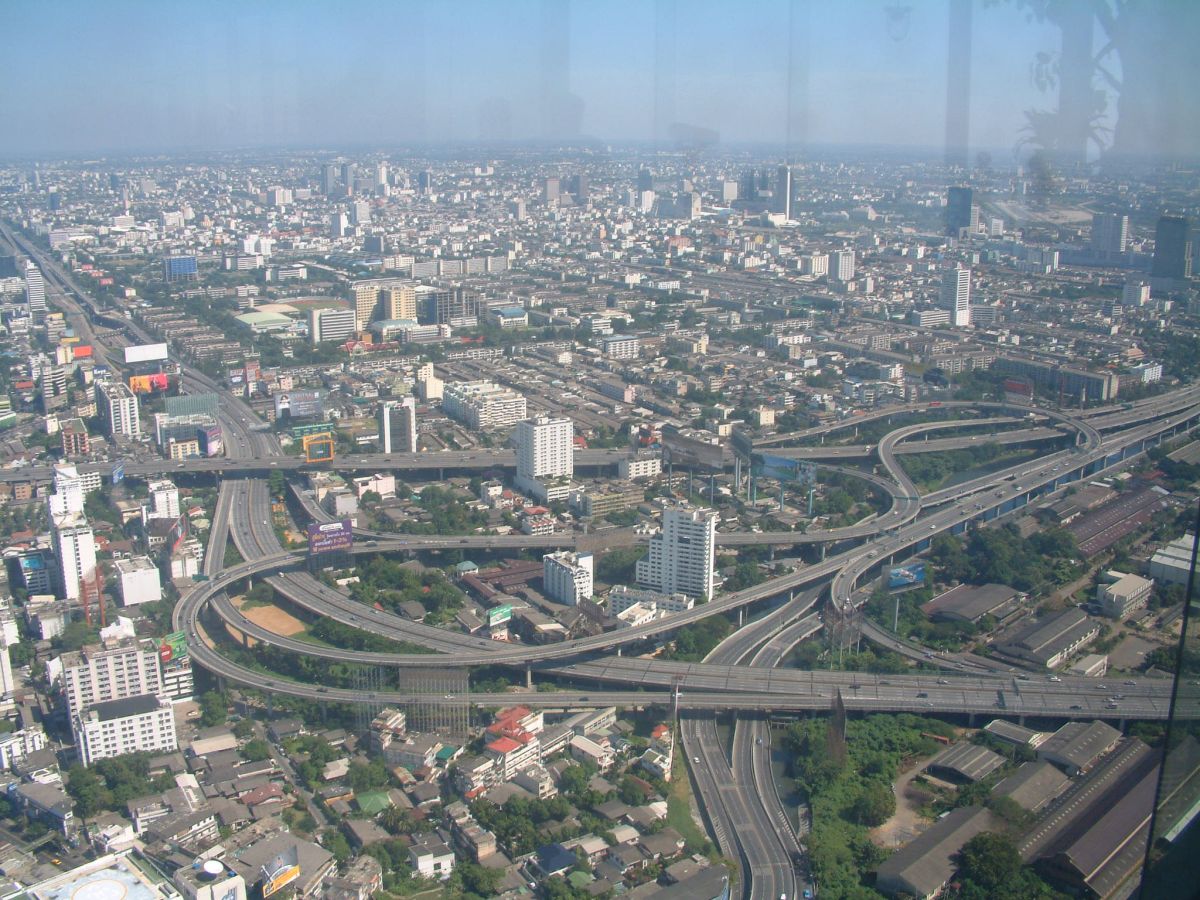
[940,265,971,327]
[310,307,356,344]
[51,516,98,605]
[49,464,91,518]
[24,261,46,324]
[75,695,178,766]
[636,504,718,601]
[379,397,418,454]
[830,249,856,282]
[96,381,141,437]
[59,638,164,717]
[443,381,527,430]
[515,416,573,482]
[146,480,180,520]
[0,643,14,698]
[514,416,573,503]
[543,551,594,606]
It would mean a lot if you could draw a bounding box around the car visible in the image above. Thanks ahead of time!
[1070,704,1082,710]
[756,737,764,746]
[804,891,813,900]
[693,756,701,764]
[316,687,328,693]
[916,691,928,698]
[929,524,936,530]
[445,694,455,700]
[1124,680,1136,686]
[1048,675,1062,682]
[937,678,949,685]
[1106,702,1119,709]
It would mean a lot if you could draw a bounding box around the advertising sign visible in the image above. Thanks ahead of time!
[274,390,323,419]
[168,514,189,554]
[888,562,926,591]
[661,424,725,473]
[129,373,170,393]
[111,462,125,485]
[752,453,816,484]
[260,846,300,898]
[486,604,513,628]
[124,343,169,364]
[159,631,188,663]
[307,519,354,554]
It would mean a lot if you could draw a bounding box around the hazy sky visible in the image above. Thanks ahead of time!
[0,0,1099,157]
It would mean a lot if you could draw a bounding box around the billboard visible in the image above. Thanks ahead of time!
[124,342,169,364]
[260,846,300,898]
[274,390,323,420]
[129,373,170,393]
[198,423,223,457]
[168,514,189,554]
[111,462,125,485]
[752,453,815,484]
[302,432,335,463]
[159,631,188,663]
[486,604,513,628]
[888,562,926,591]
[307,519,353,554]
[661,424,725,473]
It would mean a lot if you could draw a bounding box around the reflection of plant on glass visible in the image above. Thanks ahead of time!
[989,0,1125,163]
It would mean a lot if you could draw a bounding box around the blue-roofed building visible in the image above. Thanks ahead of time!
[489,306,529,328]
[535,842,577,877]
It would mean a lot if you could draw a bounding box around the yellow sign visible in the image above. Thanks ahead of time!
[302,432,335,464]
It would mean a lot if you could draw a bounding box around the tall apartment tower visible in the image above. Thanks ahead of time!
[775,165,792,220]
[49,464,88,518]
[60,639,164,717]
[1091,212,1130,258]
[379,397,418,454]
[24,261,46,324]
[515,416,573,483]
[940,265,972,326]
[830,249,856,282]
[543,551,594,606]
[147,479,180,520]
[383,283,417,320]
[636,504,718,601]
[1152,215,1193,279]
[96,381,141,437]
[51,517,98,604]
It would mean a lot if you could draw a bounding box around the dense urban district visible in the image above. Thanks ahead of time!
[0,149,1194,900]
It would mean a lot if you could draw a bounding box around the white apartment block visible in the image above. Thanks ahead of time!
[636,504,718,601]
[51,516,98,604]
[147,480,180,520]
[830,249,856,281]
[96,381,141,437]
[113,556,162,607]
[515,416,573,481]
[618,455,662,480]
[310,307,356,344]
[0,725,48,770]
[75,695,178,766]
[442,381,527,430]
[60,639,164,717]
[602,335,640,359]
[543,551,594,606]
[940,264,971,327]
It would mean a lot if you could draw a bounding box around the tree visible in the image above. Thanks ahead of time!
[850,780,895,827]
[240,739,272,762]
[199,690,229,727]
[958,831,1021,893]
[322,829,351,865]
[454,862,501,898]
[66,766,111,819]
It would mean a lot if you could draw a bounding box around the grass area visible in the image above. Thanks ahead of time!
[667,746,713,855]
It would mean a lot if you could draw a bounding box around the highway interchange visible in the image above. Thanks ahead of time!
[12,223,1200,899]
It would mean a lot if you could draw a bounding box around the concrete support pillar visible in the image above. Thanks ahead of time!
[525,664,532,689]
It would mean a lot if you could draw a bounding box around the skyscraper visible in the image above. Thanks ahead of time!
[544,176,561,202]
[635,504,718,601]
[24,261,46,324]
[96,382,141,437]
[946,186,976,237]
[60,639,163,717]
[1091,212,1130,259]
[379,397,418,454]
[1152,215,1193,279]
[940,265,971,326]
[321,163,339,195]
[543,551,594,606]
[340,162,357,194]
[775,164,792,220]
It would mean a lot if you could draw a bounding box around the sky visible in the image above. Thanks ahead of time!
[0,0,1129,158]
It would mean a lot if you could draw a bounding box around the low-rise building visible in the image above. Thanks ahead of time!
[874,806,999,898]
[1038,721,1122,775]
[408,832,455,880]
[997,608,1100,669]
[1148,533,1197,587]
[1094,570,1154,619]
